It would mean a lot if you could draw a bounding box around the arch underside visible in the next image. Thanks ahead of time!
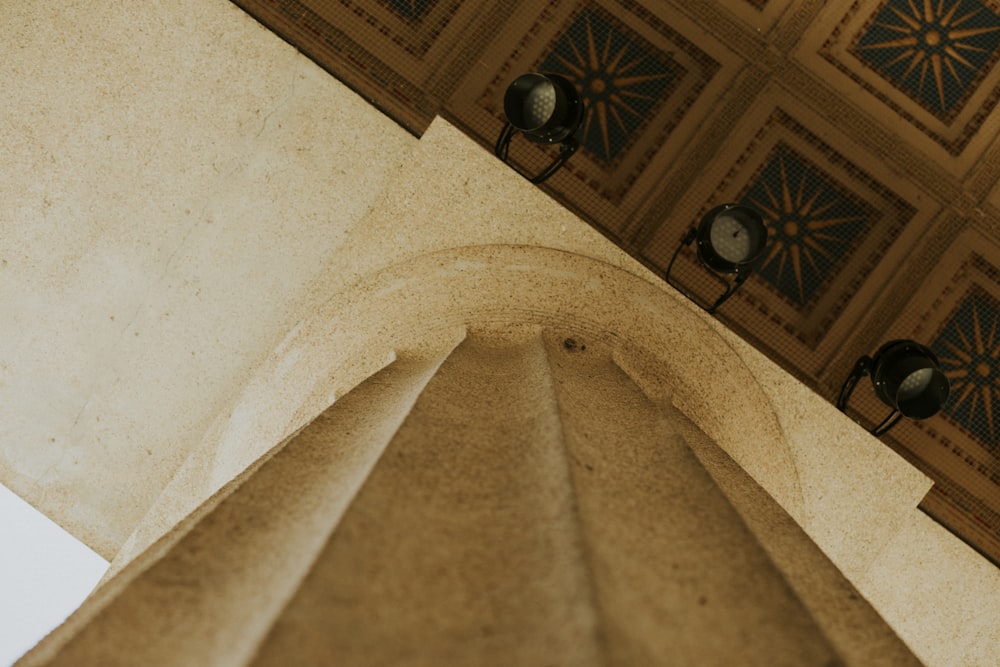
[19,247,917,666]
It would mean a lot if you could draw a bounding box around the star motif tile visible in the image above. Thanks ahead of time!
[931,285,1000,448]
[536,7,684,166]
[849,0,1000,122]
[741,143,877,307]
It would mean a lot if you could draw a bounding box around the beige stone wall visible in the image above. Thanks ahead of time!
[2,1,999,665]
[0,0,417,557]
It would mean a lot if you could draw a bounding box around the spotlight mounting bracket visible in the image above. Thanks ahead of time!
[837,340,950,437]
[494,73,584,184]
[664,204,768,314]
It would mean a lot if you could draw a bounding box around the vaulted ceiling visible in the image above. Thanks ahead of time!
[228,0,1000,565]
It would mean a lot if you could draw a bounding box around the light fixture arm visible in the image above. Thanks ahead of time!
[663,228,754,315]
[836,355,872,413]
[870,410,904,437]
[664,228,697,287]
[707,273,749,315]
[494,122,580,184]
[836,351,934,437]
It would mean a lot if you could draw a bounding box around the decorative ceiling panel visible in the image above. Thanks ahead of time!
[842,229,1000,560]
[444,0,744,241]
[535,6,691,171]
[910,249,1000,505]
[850,0,1000,124]
[931,284,1000,447]
[640,89,937,376]
[737,136,893,318]
[795,0,1000,172]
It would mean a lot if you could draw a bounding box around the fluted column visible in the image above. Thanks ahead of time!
[21,353,452,667]
[19,329,920,666]
[253,333,604,666]
[541,332,834,665]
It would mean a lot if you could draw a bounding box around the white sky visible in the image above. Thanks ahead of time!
[0,484,108,666]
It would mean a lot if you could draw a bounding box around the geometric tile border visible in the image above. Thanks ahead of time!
[443,0,744,242]
[473,0,720,205]
[699,109,916,350]
[232,0,483,134]
[820,0,1000,155]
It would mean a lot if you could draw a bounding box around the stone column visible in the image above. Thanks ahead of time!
[19,328,918,666]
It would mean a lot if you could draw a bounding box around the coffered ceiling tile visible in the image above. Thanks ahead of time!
[847,229,1000,561]
[906,237,1000,467]
[792,0,1000,174]
[671,0,798,35]
[930,284,1000,447]
[640,83,940,376]
[986,164,1000,208]
[231,0,496,133]
[443,0,746,242]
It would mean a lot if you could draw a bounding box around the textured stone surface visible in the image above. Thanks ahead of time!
[2,1,999,665]
[23,331,908,666]
[0,0,416,557]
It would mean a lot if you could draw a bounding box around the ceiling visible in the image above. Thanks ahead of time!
[228,0,1000,565]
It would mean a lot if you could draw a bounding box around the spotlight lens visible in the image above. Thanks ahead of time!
[522,81,557,129]
[695,204,768,274]
[871,340,951,420]
[502,73,584,144]
[709,213,754,263]
[898,367,934,401]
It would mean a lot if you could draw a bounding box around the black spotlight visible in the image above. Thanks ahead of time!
[495,72,585,184]
[664,204,769,313]
[837,339,950,437]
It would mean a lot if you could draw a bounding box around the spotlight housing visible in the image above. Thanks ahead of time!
[495,73,585,183]
[837,339,950,436]
[664,204,769,314]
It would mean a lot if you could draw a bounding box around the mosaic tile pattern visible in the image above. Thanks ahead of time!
[668,109,917,352]
[508,0,720,205]
[537,7,683,164]
[922,482,1000,562]
[740,143,876,307]
[378,0,438,22]
[931,285,1000,448]
[849,0,1000,122]
[820,0,1000,154]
